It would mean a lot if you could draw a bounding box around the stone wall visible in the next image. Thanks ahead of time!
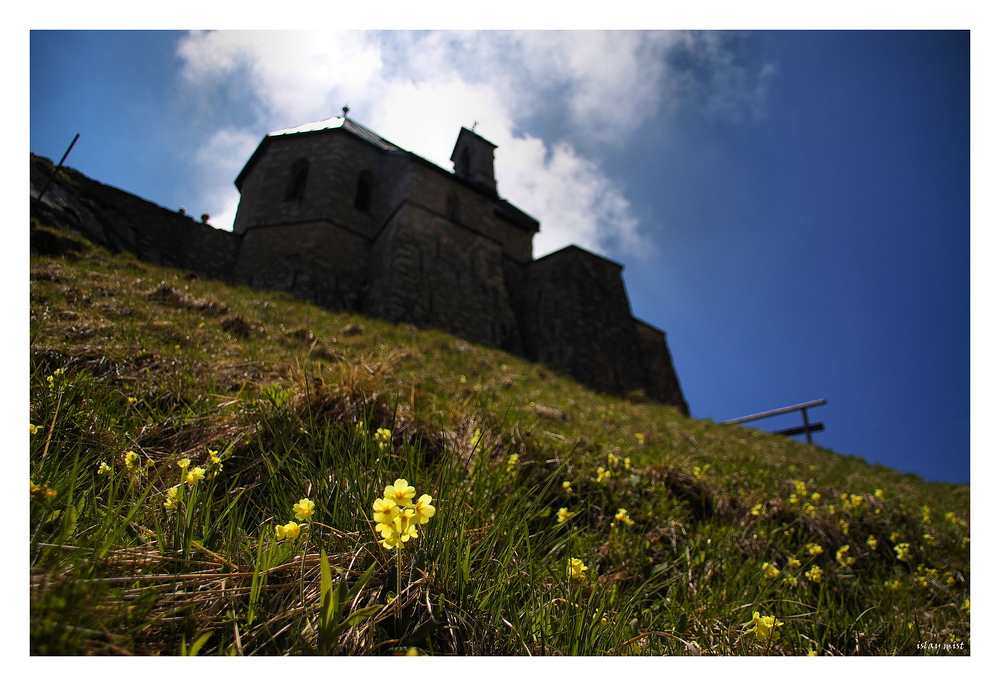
[522,246,652,398]
[30,154,241,280]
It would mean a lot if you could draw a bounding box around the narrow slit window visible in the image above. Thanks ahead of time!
[285,159,309,201]
[354,171,375,212]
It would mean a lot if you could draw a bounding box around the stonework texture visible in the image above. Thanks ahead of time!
[29,117,688,415]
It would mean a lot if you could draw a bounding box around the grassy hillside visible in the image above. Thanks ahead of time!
[28,220,970,656]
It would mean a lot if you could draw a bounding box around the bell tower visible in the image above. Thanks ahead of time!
[450,127,498,196]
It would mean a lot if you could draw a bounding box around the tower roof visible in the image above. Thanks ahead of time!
[235,116,401,190]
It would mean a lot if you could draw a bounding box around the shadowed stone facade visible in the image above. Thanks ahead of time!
[29,116,688,414]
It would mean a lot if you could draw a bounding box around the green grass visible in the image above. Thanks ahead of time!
[28,221,970,656]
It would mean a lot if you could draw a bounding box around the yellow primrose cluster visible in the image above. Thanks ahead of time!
[746,611,783,641]
[46,367,66,390]
[375,428,392,453]
[164,448,224,509]
[372,479,435,550]
[567,557,588,581]
[30,481,56,501]
[276,497,315,542]
[836,545,856,567]
[614,508,635,527]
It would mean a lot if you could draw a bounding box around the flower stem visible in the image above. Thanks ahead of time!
[395,547,402,626]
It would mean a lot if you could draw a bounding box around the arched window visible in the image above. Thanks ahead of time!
[284,159,309,201]
[354,170,375,213]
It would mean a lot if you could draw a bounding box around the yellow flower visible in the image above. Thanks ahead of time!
[506,454,520,473]
[762,562,781,580]
[207,450,223,476]
[634,432,645,444]
[164,486,179,510]
[789,494,800,506]
[692,466,702,479]
[186,466,206,484]
[867,536,878,550]
[850,494,864,510]
[276,521,301,541]
[392,509,419,544]
[787,556,801,569]
[783,575,799,588]
[379,529,403,550]
[614,508,635,527]
[874,489,884,499]
[607,453,619,467]
[29,423,39,435]
[567,557,588,581]
[884,579,901,591]
[557,507,574,524]
[794,480,807,496]
[803,503,816,516]
[124,451,140,471]
[805,565,823,583]
[894,542,912,562]
[127,396,138,404]
[811,492,821,502]
[596,466,609,484]
[562,480,573,495]
[293,498,316,521]
[375,427,392,451]
[385,479,416,507]
[177,457,191,470]
[805,543,824,557]
[747,612,783,641]
[412,494,436,524]
[97,461,111,476]
[750,503,763,516]
[836,545,855,567]
[921,505,931,524]
[624,457,631,470]
[372,497,401,535]
[29,481,56,501]
[839,519,849,535]
[890,531,901,543]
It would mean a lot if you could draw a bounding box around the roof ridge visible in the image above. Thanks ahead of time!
[266,116,401,152]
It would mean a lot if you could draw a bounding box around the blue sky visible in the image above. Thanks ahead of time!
[28,27,974,483]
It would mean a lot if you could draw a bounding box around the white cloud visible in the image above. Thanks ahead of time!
[176,30,770,251]
[190,126,261,231]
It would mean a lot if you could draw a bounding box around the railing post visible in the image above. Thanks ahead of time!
[802,407,812,444]
[36,133,80,203]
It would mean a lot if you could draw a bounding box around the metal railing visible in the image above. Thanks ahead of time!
[721,398,827,444]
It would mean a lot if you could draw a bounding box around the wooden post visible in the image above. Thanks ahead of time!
[36,133,80,203]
